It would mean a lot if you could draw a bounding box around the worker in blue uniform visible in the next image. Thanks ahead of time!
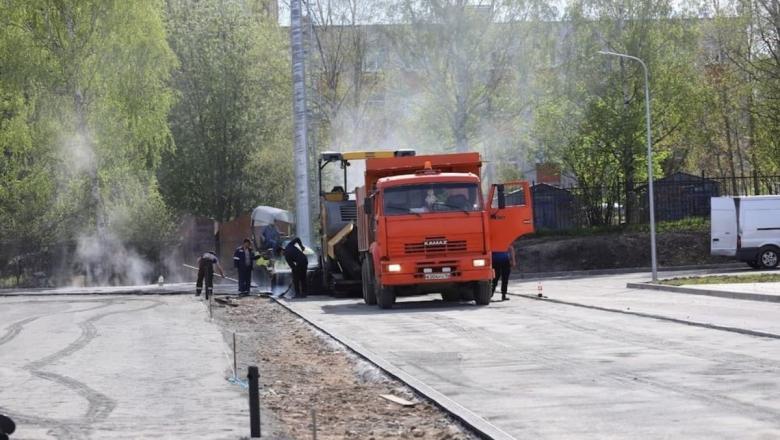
[233,238,260,295]
[492,246,515,301]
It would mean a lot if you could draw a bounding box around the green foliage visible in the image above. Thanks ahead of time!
[532,0,701,223]
[0,0,177,268]
[0,89,55,246]
[497,162,525,182]
[159,0,293,222]
[106,177,178,259]
[385,0,554,153]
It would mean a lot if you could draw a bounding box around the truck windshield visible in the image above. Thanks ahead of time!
[383,183,482,216]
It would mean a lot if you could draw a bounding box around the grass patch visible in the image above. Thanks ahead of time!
[659,273,780,286]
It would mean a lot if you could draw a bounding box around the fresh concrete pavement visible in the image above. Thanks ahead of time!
[283,270,780,439]
[0,292,246,439]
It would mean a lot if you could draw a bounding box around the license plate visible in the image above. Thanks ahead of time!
[424,273,451,280]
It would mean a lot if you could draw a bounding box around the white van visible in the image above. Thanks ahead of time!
[711,196,780,269]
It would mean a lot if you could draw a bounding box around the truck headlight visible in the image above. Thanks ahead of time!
[472,258,486,267]
[387,263,402,272]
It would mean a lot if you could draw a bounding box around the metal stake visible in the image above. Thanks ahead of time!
[311,408,317,440]
[233,332,238,379]
[248,366,261,438]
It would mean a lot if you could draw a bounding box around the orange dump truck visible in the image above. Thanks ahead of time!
[318,150,533,308]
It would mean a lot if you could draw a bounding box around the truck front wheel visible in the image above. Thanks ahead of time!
[474,281,492,306]
[361,259,377,305]
[376,284,396,309]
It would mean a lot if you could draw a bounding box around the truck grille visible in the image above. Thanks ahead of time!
[404,236,467,255]
[339,204,357,222]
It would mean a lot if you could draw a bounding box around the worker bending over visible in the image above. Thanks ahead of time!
[196,251,225,299]
[280,237,308,299]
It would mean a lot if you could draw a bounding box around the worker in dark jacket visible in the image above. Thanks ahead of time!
[196,251,225,299]
[233,238,260,295]
[492,246,516,301]
[280,237,308,298]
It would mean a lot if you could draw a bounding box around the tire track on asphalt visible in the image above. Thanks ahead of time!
[0,317,39,346]
[0,301,117,348]
[18,298,164,439]
[0,406,80,439]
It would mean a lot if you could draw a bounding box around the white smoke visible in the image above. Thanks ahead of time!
[61,131,97,175]
[75,231,153,286]
[58,128,161,287]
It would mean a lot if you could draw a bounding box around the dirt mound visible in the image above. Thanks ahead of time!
[514,230,731,274]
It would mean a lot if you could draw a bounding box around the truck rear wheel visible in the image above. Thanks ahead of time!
[361,259,377,305]
[474,281,492,306]
[376,284,396,309]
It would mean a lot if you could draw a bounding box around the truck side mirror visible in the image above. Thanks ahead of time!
[364,197,373,215]
[497,184,506,209]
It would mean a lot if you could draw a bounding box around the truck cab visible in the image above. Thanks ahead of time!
[318,150,534,308]
[365,171,492,296]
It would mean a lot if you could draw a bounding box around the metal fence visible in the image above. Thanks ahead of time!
[533,173,780,231]
[0,241,77,288]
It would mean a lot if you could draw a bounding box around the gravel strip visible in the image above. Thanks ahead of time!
[213,296,480,440]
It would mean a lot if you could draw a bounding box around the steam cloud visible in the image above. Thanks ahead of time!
[75,231,152,286]
[60,129,160,287]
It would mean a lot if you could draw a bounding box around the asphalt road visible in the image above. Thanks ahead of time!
[283,271,780,439]
[0,294,245,439]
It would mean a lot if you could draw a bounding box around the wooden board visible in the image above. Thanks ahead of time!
[379,394,416,407]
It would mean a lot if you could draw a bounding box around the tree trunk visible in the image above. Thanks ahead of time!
[721,108,739,193]
[453,99,469,152]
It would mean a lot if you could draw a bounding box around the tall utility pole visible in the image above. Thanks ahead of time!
[290,0,312,245]
[598,50,658,282]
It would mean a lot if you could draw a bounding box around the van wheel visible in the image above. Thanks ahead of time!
[747,260,761,269]
[474,281,492,305]
[361,259,377,305]
[758,247,779,269]
[376,284,396,309]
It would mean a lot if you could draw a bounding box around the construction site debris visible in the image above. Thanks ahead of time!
[380,394,417,407]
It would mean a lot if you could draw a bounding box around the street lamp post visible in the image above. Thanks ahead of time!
[598,50,658,282]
